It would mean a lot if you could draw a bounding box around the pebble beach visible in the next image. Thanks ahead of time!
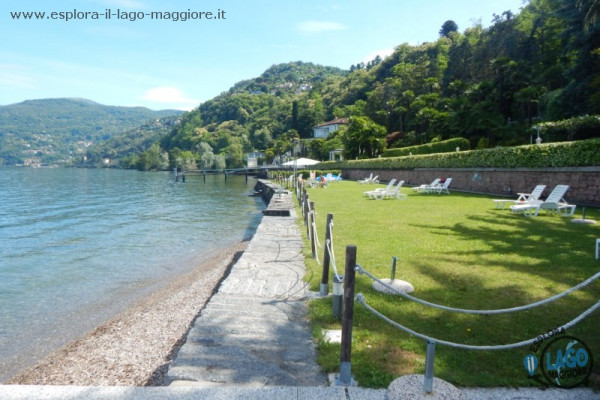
[5,241,248,386]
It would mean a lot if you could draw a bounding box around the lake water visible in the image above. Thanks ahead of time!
[0,168,264,381]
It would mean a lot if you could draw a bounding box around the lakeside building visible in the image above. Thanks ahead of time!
[312,117,348,139]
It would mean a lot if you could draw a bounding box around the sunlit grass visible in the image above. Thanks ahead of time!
[300,180,600,388]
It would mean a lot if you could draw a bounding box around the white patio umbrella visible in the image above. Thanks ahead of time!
[281,157,320,168]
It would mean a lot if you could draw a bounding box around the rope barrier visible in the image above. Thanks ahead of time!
[356,265,600,315]
[311,211,322,249]
[325,220,342,281]
[311,211,321,265]
[356,293,600,350]
[327,239,342,281]
[328,221,336,267]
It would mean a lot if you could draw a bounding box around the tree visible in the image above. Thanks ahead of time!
[342,116,386,159]
[266,130,299,163]
[221,137,245,168]
[214,154,226,170]
[294,94,325,138]
[251,127,272,150]
[440,20,459,37]
[137,143,166,171]
[175,150,198,171]
[196,142,216,169]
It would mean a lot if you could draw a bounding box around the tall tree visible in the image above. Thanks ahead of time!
[342,116,386,159]
[440,20,459,37]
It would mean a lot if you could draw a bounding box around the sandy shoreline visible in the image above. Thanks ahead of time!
[5,241,248,386]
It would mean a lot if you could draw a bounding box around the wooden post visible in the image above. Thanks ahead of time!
[301,186,307,209]
[320,213,333,296]
[303,195,310,238]
[309,201,316,258]
[339,245,357,385]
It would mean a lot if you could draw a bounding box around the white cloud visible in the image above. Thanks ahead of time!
[297,20,346,34]
[361,48,394,64]
[0,64,36,89]
[141,86,200,110]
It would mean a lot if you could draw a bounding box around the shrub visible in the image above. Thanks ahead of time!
[537,115,600,141]
[382,137,470,157]
[317,138,600,170]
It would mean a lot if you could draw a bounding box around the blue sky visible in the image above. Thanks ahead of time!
[1,0,526,111]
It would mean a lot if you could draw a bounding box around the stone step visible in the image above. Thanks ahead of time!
[186,322,310,339]
[216,280,309,299]
[173,343,317,365]
[199,296,309,316]
[196,310,307,326]
[179,334,315,357]
[167,364,298,386]
[0,384,387,400]
[168,349,324,387]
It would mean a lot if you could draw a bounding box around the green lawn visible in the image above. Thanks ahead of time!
[299,180,600,388]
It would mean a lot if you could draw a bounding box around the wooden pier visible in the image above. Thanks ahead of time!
[173,167,272,182]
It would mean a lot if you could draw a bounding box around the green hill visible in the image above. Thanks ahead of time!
[148,61,348,170]
[11,0,599,170]
[84,115,181,168]
[146,1,599,170]
[0,98,182,166]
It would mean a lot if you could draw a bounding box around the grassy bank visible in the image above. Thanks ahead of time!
[299,180,599,388]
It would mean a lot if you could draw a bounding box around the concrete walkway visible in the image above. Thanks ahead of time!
[166,194,324,387]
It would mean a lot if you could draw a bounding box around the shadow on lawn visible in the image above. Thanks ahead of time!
[357,260,599,385]
[375,208,600,364]
[336,189,599,387]
[407,209,599,287]
[353,255,599,387]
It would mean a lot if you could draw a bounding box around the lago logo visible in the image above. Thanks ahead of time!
[523,333,593,388]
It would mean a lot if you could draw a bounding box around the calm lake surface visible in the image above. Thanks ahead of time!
[0,168,264,381]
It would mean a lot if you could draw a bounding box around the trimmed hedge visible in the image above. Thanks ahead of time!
[537,115,600,141]
[317,138,600,170]
[383,137,470,157]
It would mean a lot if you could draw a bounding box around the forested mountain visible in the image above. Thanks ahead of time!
[149,62,348,170]
[130,0,597,171]
[0,98,181,166]
[84,115,182,167]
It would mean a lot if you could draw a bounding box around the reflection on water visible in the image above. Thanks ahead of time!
[0,168,264,381]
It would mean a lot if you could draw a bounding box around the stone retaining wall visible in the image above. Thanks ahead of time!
[254,179,277,204]
[342,167,600,206]
[254,179,292,216]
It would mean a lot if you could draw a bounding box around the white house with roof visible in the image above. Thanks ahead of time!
[312,117,349,138]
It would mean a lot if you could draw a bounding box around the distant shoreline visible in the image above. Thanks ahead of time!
[5,240,249,386]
